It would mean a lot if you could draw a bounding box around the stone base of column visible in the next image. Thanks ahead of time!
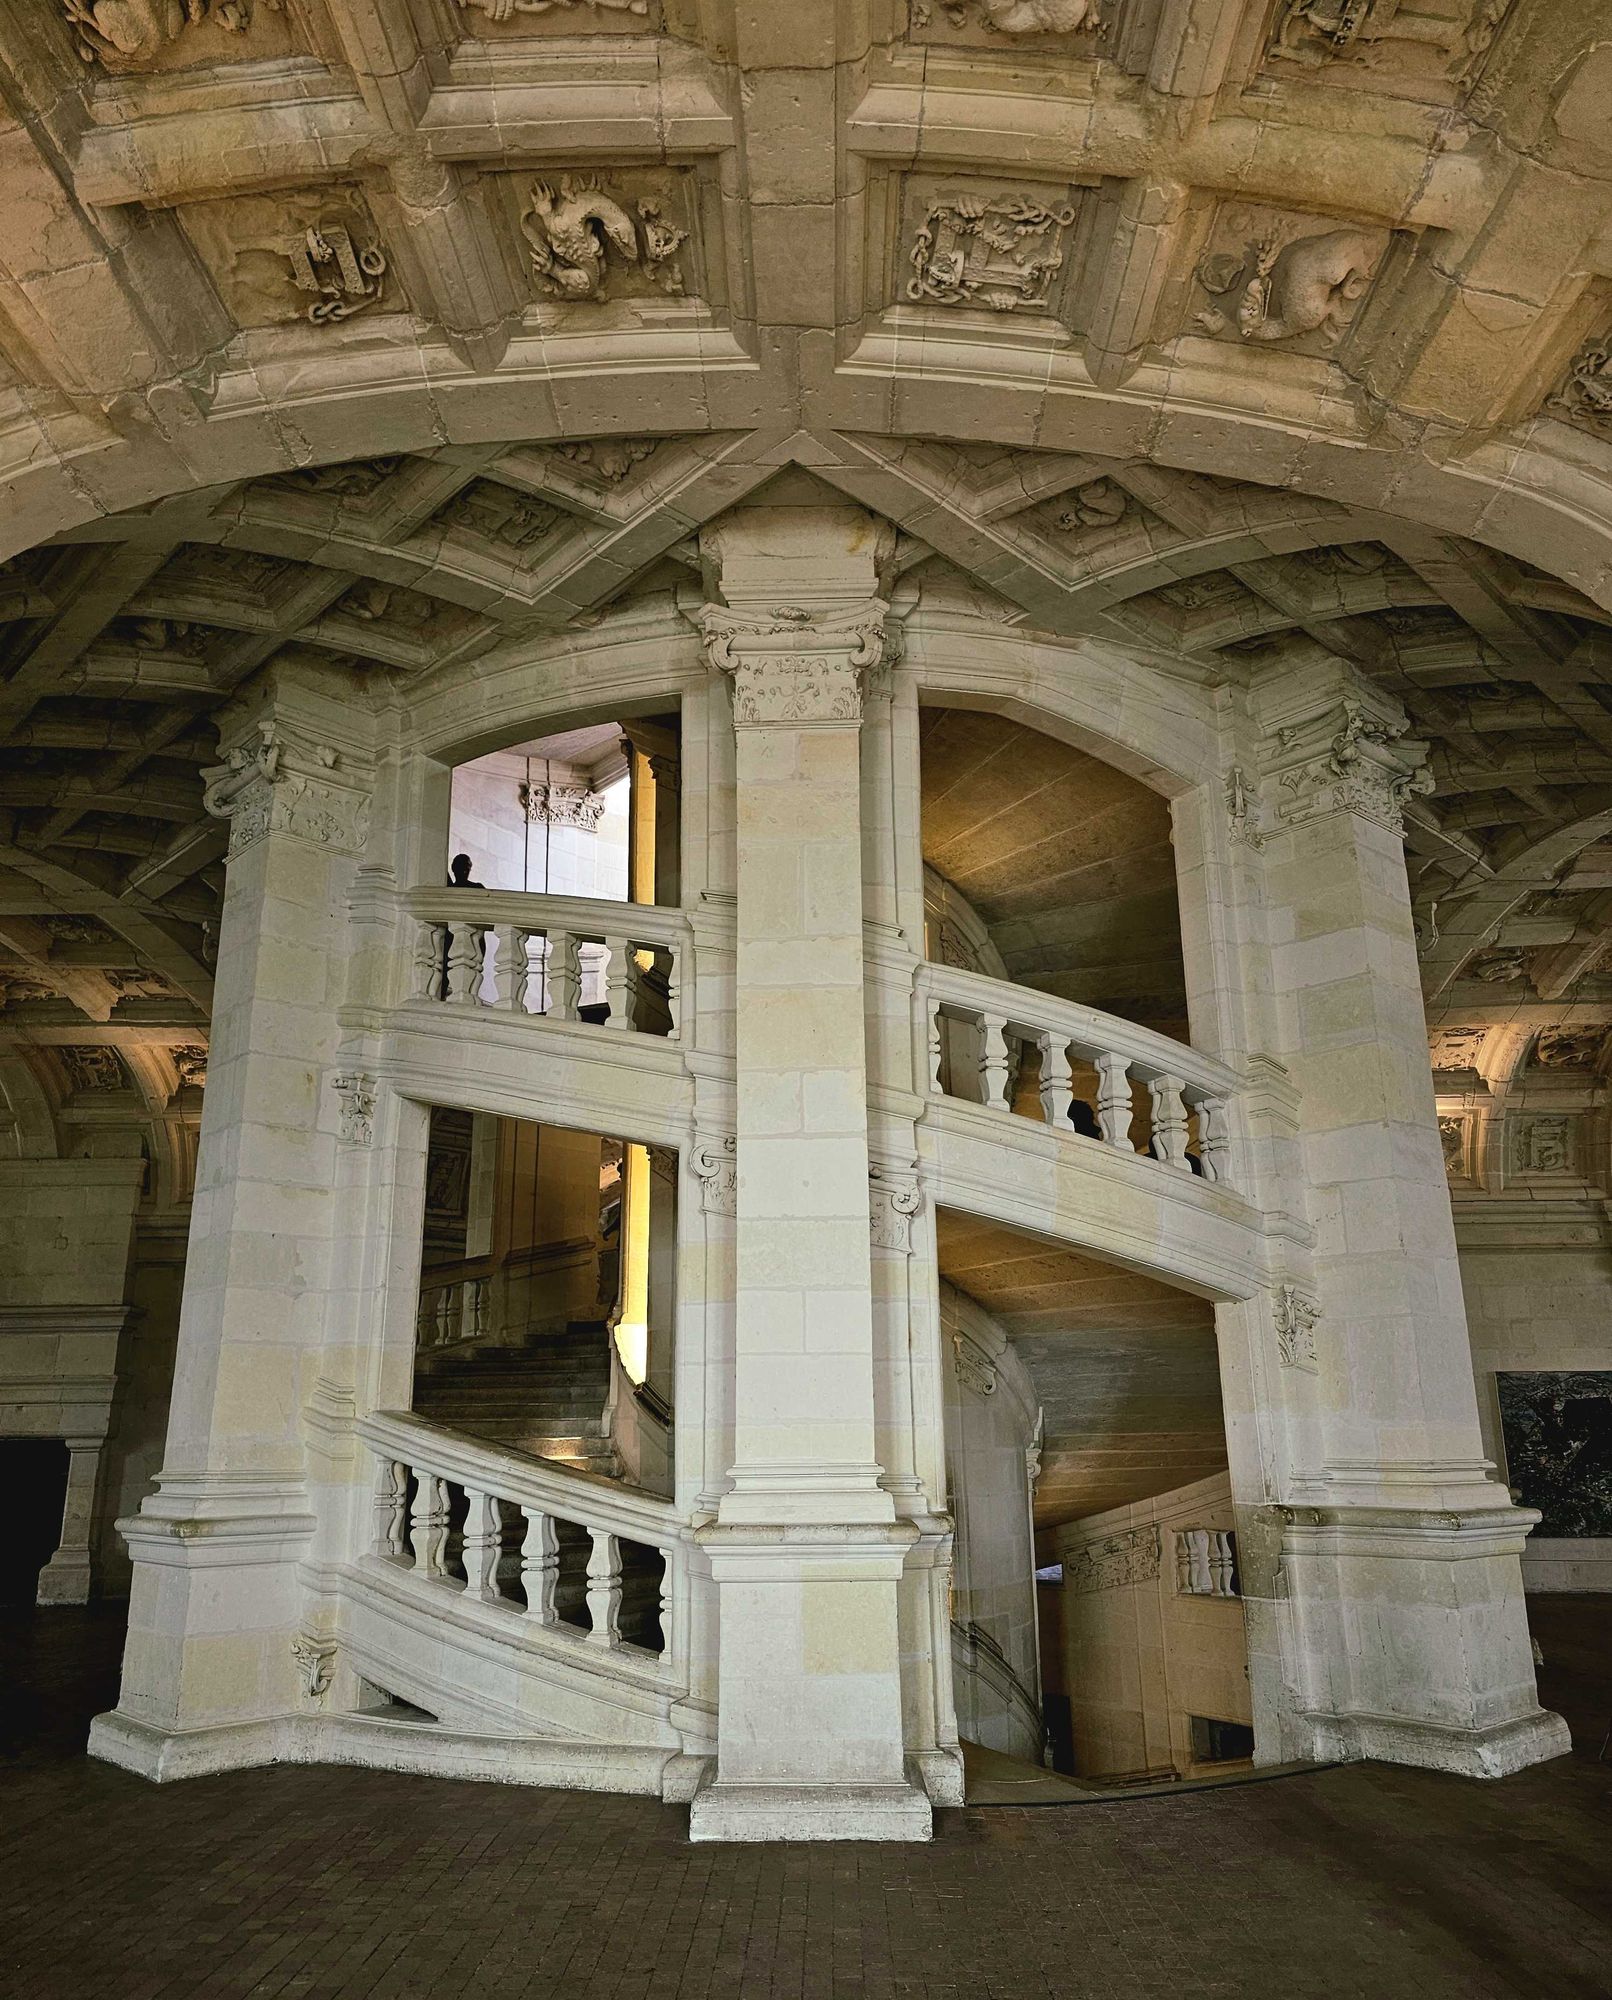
[35,1552,93,1605]
[1279,1499,1571,1779]
[690,1776,933,1843]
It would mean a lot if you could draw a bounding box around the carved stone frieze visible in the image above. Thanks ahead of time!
[201,721,371,859]
[442,481,562,550]
[906,188,1079,314]
[521,176,687,301]
[691,1134,737,1217]
[1065,1525,1160,1595]
[1052,477,1128,532]
[699,602,896,727]
[1194,214,1387,350]
[333,1071,376,1147]
[521,782,605,830]
[1274,1283,1321,1372]
[869,1171,923,1253]
[283,224,387,327]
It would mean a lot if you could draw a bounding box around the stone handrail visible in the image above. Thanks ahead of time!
[415,1238,597,1357]
[917,962,1240,1186]
[405,887,689,1039]
[358,1408,681,1671]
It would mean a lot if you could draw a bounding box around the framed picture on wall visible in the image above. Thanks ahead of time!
[1496,1371,1612,1538]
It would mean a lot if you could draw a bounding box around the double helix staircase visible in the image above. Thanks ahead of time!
[413,1315,621,1479]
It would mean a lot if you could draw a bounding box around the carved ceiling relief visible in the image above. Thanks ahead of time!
[1190,206,1390,354]
[1547,331,1612,441]
[183,192,393,332]
[907,0,1105,48]
[1262,0,1512,92]
[60,0,294,69]
[903,179,1087,317]
[1509,1112,1580,1178]
[452,0,658,34]
[514,173,691,304]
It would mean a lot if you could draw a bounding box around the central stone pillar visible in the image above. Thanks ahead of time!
[688,505,931,1842]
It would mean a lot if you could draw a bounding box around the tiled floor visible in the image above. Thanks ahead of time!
[2,1600,1610,2000]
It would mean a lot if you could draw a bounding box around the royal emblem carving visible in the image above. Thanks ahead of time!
[458,0,648,17]
[333,1071,376,1147]
[1510,1114,1575,1177]
[1274,1283,1321,1371]
[907,192,1078,313]
[914,0,1097,30]
[1429,1026,1487,1073]
[1225,766,1268,849]
[522,178,686,300]
[1197,228,1384,348]
[283,224,387,326]
[1267,0,1511,84]
[1532,1027,1606,1070]
[1066,1525,1160,1595]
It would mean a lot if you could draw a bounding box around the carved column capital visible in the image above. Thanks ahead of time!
[1255,692,1433,837]
[696,600,898,728]
[202,718,372,859]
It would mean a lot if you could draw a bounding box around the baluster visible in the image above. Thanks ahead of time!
[1197,1095,1229,1185]
[409,1470,449,1577]
[470,1276,489,1341]
[375,1456,408,1558]
[1037,1030,1073,1127]
[1211,1530,1235,1597]
[1095,1051,1133,1149]
[979,1012,1010,1110]
[434,1286,454,1349]
[546,929,578,1021]
[460,1487,499,1600]
[413,922,445,1001]
[416,1286,434,1348]
[490,923,528,1012]
[457,1279,476,1345]
[445,922,484,1005]
[604,935,634,1031]
[1148,1073,1190,1169]
[521,1509,559,1625]
[665,946,682,1040]
[657,1547,674,1665]
[928,998,946,1095]
[585,1527,622,1648]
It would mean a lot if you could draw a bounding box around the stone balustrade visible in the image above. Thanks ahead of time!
[359,1410,678,1667]
[407,888,687,1040]
[415,1261,492,1356]
[917,964,1239,1188]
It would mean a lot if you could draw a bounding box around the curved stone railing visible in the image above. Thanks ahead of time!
[917,963,1240,1187]
[406,888,689,1040]
[358,1409,681,1674]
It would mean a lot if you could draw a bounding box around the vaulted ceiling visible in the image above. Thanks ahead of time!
[5,0,1612,1166]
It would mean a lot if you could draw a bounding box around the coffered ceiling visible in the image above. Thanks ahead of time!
[5,0,1612,1162]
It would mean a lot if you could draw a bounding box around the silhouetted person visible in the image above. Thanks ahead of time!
[1068,1098,1101,1140]
[448,852,483,888]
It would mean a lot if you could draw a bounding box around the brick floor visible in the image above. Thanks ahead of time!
[2,1602,1610,2000]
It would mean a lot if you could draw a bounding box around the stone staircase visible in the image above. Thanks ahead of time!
[413,1317,621,1479]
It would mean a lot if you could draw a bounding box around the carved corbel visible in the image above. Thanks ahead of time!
[690,1133,737,1216]
[869,1168,924,1253]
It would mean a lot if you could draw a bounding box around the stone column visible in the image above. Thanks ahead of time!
[1251,658,1568,1776]
[36,1436,105,1605]
[90,661,374,1780]
[687,505,931,1842]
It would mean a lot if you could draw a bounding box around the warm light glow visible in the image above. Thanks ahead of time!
[614,1140,650,1385]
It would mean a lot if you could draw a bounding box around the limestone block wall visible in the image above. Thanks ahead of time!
[1459,1216,1612,1592]
[1053,1472,1249,1783]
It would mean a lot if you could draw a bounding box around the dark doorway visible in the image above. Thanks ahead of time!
[0,1440,69,1606]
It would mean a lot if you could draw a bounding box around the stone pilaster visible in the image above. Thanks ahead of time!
[1250,657,1568,1777]
[91,662,376,1779]
[687,505,931,1842]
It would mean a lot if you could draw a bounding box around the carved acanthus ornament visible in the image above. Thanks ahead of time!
[690,1134,737,1217]
[521,178,686,301]
[869,1170,923,1254]
[521,782,605,831]
[907,193,1077,313]
[290,1634,337,1702]
[1262,699,1433,835]
[1273,1284,1321,1372]
[202,721,371,858]
[699,602,897,727]
[1065,1525,1159,1595]
[333,1072,377,1148]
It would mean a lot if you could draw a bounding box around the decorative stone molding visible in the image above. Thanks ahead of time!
[333,1072,376,1147]
[521,177,686,301]
[1025,1410,1044,1489]
[1274,1284,1321,1372]
[1533,1027,1606,1070]
[520,781,605,830]
[62,0,255,64]
[869,1171,923,1253]
[1267,0,1510,84]
[1196,224,1385,348]
[1430,1027,1487,1074]
[1052,477,1127,532]
[202,721,371,858]
[459,0,649,17]
[1548,333,1612,437]
[1225,766,1268,849]
[1065,1525,1159,1595]
[952,1328,997,1398]
[906,192,1077,313]
[1262,699,1433,835]
[1439,1115,1468,1181]
[699,602,896,726]
[290,1634,337,1702]
[912,0,1097,33]
[690,1134,736,1216]
[446,482,561,550]
[283,224,388,327]
[171,1045,208,1088]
